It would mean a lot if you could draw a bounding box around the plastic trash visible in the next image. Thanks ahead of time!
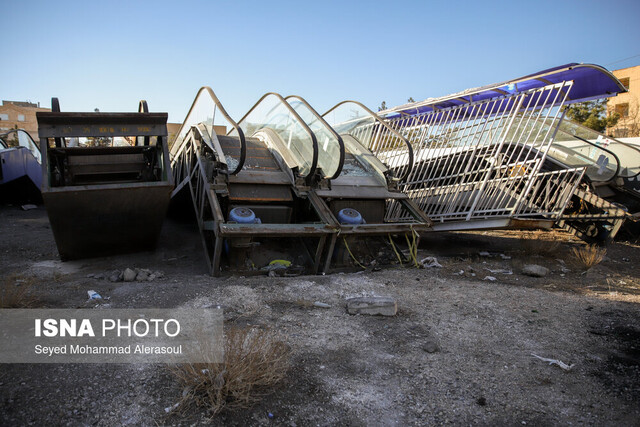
[532,353,574,371]
[87,290,102,300]
[165,402,180,413]
[420,257,443,268]
[313,301,331,308]
[269,259,291,268]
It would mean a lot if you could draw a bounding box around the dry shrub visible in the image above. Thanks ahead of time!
[571,244,607,270]
[170,326,290,417]
[0,274,38,308]
[519,230,562,256]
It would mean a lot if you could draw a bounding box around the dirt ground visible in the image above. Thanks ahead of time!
[1,203,639,426]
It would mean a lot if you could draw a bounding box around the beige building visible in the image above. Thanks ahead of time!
[0,100,50,144]
[607,65,640,137]
[166,123,228,149]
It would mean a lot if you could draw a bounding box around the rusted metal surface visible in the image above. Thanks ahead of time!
[38,102,173,261]
[218,223,336,237]
[169,88,433,275]
[37,113,168,138]
[43,182,171,260]
[429,218,554,232]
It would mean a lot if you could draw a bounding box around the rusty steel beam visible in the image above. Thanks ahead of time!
[37,112,168,138]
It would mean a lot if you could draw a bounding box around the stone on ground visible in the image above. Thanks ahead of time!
[522,264,549,277]
[346,296,397,316]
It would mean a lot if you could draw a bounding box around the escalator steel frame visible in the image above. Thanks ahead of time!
[175,125,337,276]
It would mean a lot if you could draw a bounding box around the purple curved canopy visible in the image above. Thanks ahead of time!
[383,63,627,118]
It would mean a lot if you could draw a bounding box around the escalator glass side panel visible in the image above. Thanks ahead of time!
[17,130,42,164]
[501,114,619,182]
[556,119,640,178]
[230,94,315,177]
[287,98,342,179]
[172,89,243,171]
[323,101,412,181]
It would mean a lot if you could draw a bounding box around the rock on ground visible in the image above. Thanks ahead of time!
[346,296,397,316]
[522,264,549,277]
[123,268,137,282]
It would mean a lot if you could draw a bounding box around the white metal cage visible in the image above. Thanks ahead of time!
[382,81,585,224]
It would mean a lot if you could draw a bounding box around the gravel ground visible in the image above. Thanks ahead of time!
[1,204,639,426]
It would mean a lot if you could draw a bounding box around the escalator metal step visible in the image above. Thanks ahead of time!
[228,183,292,202]
[218,135,279,170]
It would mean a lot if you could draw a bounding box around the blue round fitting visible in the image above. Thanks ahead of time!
[229,207,256,224]
[337,208,364,225]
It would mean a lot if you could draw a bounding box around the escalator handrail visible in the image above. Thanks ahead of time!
[558,134,622,182]
[175,86,246,175]
[560,133,640,179]
[0,128,42,165]
[322,100,414,181]
[284,95,345,180]
[231,92,319,179]
[0,128,40,152]
[559,123,640,180]
[536,115,640,179]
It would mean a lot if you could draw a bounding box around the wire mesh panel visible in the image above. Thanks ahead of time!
[383,81,578,223]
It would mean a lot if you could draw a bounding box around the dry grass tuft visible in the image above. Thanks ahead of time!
[169,326,290,417]
[0,274,38,308]
[571,244,607,270]
[519,230,562,257]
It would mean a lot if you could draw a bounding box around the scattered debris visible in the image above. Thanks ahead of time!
[87,290,102,300]
[479,251,491,257]
[136,269,150,281]
[313,301,331,308]
[346,296,397,316]
[483,276,497,282]
[269,259,292,268]
[499,253,511,260]
[453,270,464,276]
[123,268,137,282]
[262,261,304,277]
[164,402,180,413]
[423,340,439,353]
[522,265,549,278]
[21,204,38,211]
[420,256,442,268]
[485,268,513,275]
[532,353,574,371]
[105,268,164,282]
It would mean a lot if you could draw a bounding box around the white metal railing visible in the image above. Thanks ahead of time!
[383,81,580,223]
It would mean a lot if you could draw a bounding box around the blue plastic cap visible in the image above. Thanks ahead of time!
[229,207,256,224]
[337,208,365,225]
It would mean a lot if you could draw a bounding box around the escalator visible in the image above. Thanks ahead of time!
[169,88,336,275]
[170,88,431,275]
[0,129,42,199]
[540,118,640,241]
[321,100,430,229]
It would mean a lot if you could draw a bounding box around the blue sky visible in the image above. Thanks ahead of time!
[2,0,639,123]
